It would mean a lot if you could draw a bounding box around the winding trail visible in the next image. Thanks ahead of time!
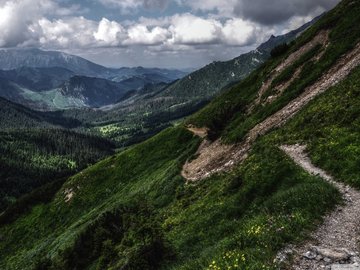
[280,144,360,270]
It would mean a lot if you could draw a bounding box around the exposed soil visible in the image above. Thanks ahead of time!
[187,126,209,138]
[279,145,360,270]
[182,41,360,181]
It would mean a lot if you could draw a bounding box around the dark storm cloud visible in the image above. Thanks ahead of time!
[234,0,340,25]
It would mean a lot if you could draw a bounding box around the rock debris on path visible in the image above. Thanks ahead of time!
[278,144,360,270]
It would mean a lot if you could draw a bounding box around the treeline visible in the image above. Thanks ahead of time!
[0,97,81,129]
[0,128,114,211]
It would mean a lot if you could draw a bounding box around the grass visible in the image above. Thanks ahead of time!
[0,125,340,269]
[160,141,339,270]
[267,65,360,188]
[0,127,200,269]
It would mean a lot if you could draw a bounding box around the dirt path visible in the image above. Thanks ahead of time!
[182,41,360,181]
[279,144,360,270]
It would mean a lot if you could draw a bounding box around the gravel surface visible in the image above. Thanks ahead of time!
[279,145,360,270]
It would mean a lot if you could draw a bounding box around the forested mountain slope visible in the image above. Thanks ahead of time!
[1,1,359,269]
[0,98,114,211]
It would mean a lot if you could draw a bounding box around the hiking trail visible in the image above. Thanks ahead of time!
[278,144,360,270]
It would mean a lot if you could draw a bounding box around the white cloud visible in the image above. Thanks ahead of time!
[94,18,126,46]
[31,12,263,49]
[125,25,169,45]
[0,0,52,47]
[38,17,97,48]
[0,0,90,47]
[169,13,222,45]
[222,18,257,46]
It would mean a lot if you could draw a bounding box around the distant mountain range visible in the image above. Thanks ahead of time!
[0,48,188,80]
[0,49,188,109]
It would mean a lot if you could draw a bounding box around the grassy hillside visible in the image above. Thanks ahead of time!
[1,0,359,269]
[267,65,360,188]
[0,127,339,270]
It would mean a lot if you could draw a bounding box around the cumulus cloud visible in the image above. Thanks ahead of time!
[222,18,257,46]
[38,17,97,48]
[169,14,222,45]
[0,0,51,47]
[125,25,169,45]
[26,12,262,49]
[94,18,126,46]
[0,0,90,47]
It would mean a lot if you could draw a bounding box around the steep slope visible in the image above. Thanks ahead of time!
[1,1,359,270]
[183,38,360,180]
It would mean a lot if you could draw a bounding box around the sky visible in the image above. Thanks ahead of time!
[0,0,341,69]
